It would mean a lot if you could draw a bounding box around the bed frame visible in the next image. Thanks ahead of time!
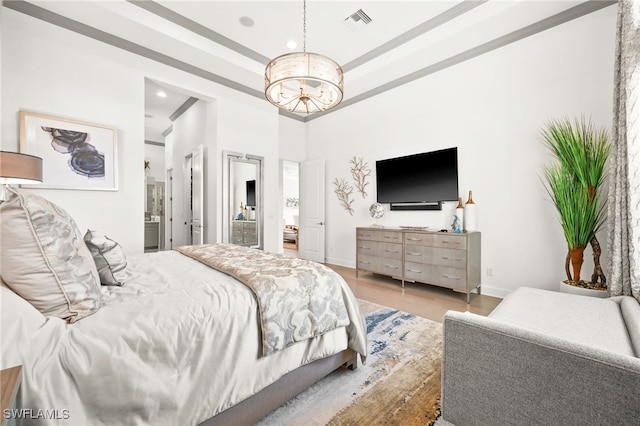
[199,348,358,426]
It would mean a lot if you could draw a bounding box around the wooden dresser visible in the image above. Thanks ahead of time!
[356,227,481,303]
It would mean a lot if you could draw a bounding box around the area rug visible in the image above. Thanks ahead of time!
[256,300,443,426]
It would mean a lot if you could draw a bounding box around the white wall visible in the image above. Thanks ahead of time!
[1,5,617,298]
[1,9,280,254]
[305,6,617,297]
[1,10,145,252]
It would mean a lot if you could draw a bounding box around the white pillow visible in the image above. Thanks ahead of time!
[0,188,101,322]
[84,229,128,286]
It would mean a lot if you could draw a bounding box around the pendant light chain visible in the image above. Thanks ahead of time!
[264,0,344,114]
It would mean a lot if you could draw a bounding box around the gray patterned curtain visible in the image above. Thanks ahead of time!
[607,0,640,301]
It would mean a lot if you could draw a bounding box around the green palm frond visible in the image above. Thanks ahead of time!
[541,117,610,247]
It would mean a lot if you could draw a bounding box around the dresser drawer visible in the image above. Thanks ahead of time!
[379,258,403,276]
[432,248,467,268]
[378,231,403,244]
[357,239,379,254]
[435,266,467,290]
[404,244,434,264]
[404,261,436,283]
[380,242,402,260]
[404,232,435,246]
[357,254,379,271]
[433,234,467,250]
[357,229,380,241]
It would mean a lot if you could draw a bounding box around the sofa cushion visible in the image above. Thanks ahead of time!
[620,297,640,357]
[489,287,635,357]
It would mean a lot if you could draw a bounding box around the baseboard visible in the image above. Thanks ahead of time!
[480,285,509,299]
[325,257,355,269]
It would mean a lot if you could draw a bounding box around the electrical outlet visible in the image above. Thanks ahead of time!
[486,267,494,277]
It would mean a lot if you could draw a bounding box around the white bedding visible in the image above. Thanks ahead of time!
[1,250,367,426]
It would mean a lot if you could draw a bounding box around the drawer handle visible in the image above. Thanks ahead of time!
[407,252,422,256]
[442,274,461,280]
[360,247,371,250]
[407,268,421,273]
[442,256,462,261]
[385,265,400,269]
[407,237,421,241]
[360,260,371,265]
[385,249,399,253]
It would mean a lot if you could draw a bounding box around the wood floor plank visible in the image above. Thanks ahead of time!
[327,263,502,323]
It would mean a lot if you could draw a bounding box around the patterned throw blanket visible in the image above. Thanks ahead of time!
[175,244,350,356]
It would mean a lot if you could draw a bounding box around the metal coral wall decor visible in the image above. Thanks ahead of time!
[349,156,371,198]
[333,177,354,215]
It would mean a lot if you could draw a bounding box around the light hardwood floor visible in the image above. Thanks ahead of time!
[282,247,502,322]
[328,264,502,323]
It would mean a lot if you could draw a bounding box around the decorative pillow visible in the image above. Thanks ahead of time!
[84,229,127,286]
[0,187,101,323]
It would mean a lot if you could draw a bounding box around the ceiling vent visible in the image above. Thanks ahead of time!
[343,9,372,32]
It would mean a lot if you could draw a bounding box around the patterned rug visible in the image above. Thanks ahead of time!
[256,300,443,426]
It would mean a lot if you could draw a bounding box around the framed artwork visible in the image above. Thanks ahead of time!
[19,111,118,191]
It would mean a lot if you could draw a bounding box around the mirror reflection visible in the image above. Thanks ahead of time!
[223,151,263,249]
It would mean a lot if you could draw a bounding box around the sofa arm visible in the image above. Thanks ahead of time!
[442,311,640,426]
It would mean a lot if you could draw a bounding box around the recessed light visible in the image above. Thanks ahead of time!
[286,40,297,49]
[239,16,254,27]
[156,91,167,98]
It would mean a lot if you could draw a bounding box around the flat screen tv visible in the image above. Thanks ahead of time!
[376,147,458,210]
[246,180,256,207]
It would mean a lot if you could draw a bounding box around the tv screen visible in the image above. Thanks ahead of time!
[376,147,458,208]
[246,180,256,207]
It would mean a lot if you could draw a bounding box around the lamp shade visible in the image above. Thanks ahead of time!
[0,151,43,184]
[265,52,344,114]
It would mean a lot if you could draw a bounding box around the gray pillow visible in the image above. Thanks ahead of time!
[0,187,101,322]
[84,229,127,286]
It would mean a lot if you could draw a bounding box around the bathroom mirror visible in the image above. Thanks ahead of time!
[222,151,264,249]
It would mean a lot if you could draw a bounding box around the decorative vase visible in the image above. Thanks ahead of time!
[454,197,464,233]
[559,281,608,298]
[464,190,477,232]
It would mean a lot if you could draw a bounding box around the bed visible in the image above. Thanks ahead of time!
[0,188,368,425]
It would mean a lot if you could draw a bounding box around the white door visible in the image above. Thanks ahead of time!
[299,158,325,263]
[186,145,204,245]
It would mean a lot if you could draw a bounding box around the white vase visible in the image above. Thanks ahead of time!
[464,191,477,232]
[559,281,608,298]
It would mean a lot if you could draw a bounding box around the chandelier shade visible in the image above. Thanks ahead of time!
[265,52,344,114]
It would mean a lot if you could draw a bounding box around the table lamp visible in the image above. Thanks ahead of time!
[0,151,43,201]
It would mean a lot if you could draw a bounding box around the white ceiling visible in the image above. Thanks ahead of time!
[7,1,615,140]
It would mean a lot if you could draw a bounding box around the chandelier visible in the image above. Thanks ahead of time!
[264,0,344,114]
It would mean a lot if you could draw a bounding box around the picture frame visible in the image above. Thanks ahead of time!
[19,111,118,191]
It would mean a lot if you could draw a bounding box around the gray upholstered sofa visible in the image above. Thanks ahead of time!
[441,287,640,425]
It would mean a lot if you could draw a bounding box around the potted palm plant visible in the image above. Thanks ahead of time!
[542,117,610,296]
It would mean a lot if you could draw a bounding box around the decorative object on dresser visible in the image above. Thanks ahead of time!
[356,227,481,303]
[369,202,384,227]
[453,197,464,233]
[464,190,477,231]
